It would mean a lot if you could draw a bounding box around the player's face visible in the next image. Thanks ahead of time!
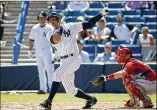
[116,15,123,23]
[142,29,148,36]
[39,17,46,25]
[49,17,60,29]
[97,21,105,29]
[104,47,111,54]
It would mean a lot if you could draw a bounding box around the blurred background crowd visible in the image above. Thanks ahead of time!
[0,1,157,65]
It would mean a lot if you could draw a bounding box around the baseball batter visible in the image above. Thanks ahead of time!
[40,9,108,109]
[28,11,54,94]
[93,48,156,108]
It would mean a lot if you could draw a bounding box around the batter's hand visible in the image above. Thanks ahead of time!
[28,50,33,58]
[101,8,109,16]
[92,75,107,86]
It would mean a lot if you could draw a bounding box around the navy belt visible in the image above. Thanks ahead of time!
[60,53,73,59]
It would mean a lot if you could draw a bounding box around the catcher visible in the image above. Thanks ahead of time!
[92,48,156,108]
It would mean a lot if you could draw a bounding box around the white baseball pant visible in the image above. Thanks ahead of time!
[52,55,82,96]
[36,48,54,92]
[135,79,156,94]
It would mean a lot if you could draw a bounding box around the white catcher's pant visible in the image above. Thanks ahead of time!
[36,48,54,92]
[135,79,156,94]
[53,55,82,96]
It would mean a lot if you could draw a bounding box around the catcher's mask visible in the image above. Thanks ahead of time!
[116,48,133,64]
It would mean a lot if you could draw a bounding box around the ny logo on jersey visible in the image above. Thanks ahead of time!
[43,32,46,37]
[63,29,71,37]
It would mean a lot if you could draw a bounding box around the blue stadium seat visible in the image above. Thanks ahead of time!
[143,9,156,17]
[132,24,141,29]
[112,40,129,45]
[123,10,141,17]
[105,17,117,23]
[133,54,143,61]
[89,54,95,62]
[108,3,124,9]
[83,45,96,61]
[107,10,121,16]
[90,3,103,8]
[132,31,141,45]
[106,24,114,30]
[67,11,85,17]
[150,31,157,39]
[142,24,157,30]
[96,44,118,53]
[96,40,104,44]
[125,17,145,24]
[83,45,95,54]
[146,17,157,23]
[120,44,142,54]
[86,40,96,44]
[66,17,77,23]
[85,10,99,16]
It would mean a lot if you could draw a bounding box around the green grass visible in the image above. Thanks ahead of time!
[1,93,156,103]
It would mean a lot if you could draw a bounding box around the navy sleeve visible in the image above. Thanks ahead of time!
[126,24,133,31]
[82,14,103,30]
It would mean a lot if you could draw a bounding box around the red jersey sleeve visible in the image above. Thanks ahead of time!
[124,62,136,75]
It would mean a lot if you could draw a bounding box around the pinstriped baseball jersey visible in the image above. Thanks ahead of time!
[47,22,83,57]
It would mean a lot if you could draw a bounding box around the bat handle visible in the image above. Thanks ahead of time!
[104,7,109,14]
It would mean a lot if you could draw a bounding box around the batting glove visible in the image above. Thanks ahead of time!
[28,50,33,58]
[92,75,107,86]
[101,8,109,15]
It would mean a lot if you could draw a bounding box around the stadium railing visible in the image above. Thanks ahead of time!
[13,1,29,64]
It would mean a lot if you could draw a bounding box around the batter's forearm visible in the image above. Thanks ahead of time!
[82,14,103,30]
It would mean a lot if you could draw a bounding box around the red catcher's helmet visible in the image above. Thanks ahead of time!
[116,48,133,64]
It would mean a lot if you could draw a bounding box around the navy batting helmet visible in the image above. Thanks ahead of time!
[47,11,61,22]
[37,11,47,20]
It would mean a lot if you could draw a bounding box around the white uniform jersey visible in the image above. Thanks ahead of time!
[29,23,53,56]
[28,23,54,93]
[47,22,83,58]
[139,34,152,47]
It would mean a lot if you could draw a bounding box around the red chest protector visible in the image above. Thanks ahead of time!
[123,58,156,81]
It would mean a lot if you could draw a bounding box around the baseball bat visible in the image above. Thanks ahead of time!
[98,1,109,14]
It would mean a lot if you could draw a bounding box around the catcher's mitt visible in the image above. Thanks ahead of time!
[92,75,107,86]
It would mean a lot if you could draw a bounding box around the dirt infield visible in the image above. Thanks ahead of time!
[1,102,157,110]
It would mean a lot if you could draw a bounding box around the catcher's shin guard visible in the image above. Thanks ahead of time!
[124,85,140,108]
[126,81,152,103]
